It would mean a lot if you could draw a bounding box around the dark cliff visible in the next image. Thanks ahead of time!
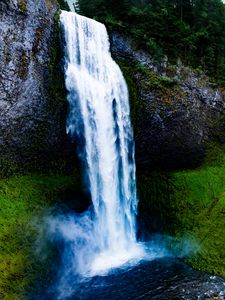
[0,4,224,175]
[111,31,225,171]
[0,0,72,176]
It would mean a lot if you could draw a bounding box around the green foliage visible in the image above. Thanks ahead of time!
[78,0,225,86]
[0,175,77,299]
[137,143,225,276]
[78,0,130,19]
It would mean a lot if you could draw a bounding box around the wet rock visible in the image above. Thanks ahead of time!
[0,0,72,174]
[0,12,224,175]
[111,31,225,171]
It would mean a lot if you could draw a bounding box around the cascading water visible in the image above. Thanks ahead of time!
[53,10,145,284]
[44,10,210,300]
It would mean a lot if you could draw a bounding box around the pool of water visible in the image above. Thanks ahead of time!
[42,258,225,300]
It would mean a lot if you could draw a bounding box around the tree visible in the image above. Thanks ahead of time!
[78,0,225,85]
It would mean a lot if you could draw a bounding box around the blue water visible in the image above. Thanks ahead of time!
[38,257,225,300]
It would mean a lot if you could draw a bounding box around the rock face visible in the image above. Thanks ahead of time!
[0,6,224,175]
[0,0,71,175]
[111,31,225,171]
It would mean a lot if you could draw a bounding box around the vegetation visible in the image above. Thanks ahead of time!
[18,51,28,80]
[135,63,178,89]
[20,0,27,14]
[138,143,225,276]
[78,0,225,86]
[0,175,78,299]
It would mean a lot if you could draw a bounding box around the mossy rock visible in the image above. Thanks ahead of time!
[20,0,27,14]
[0,174,80,299]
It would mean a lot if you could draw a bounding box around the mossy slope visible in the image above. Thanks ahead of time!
[138,143,225,276]
[0,175,78,299]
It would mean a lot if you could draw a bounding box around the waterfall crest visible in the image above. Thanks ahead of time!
[59,10,143,276]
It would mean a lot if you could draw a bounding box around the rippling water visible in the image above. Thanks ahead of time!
[66,258,225,300]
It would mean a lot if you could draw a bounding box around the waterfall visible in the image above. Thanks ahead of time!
[59,11,143,277]
[66,0,77,11]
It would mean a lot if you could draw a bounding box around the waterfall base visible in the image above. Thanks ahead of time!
[62,258,225,300]
[89,245,145,276]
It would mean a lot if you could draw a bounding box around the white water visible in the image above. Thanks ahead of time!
[67,0,76,11]
[59,11,144,277]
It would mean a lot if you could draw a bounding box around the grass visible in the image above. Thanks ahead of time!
[138,143,225,276]
[0,175,77,299]
[170,156,225,276]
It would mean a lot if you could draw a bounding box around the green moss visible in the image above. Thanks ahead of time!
[20,0,27,14]
[169,166,225,276]
[32,27,44,55]
[116,60,186,135]
[18,51,29,80]
[0,174,78,299]
[136,64,178,90]
[138,143,225,276]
